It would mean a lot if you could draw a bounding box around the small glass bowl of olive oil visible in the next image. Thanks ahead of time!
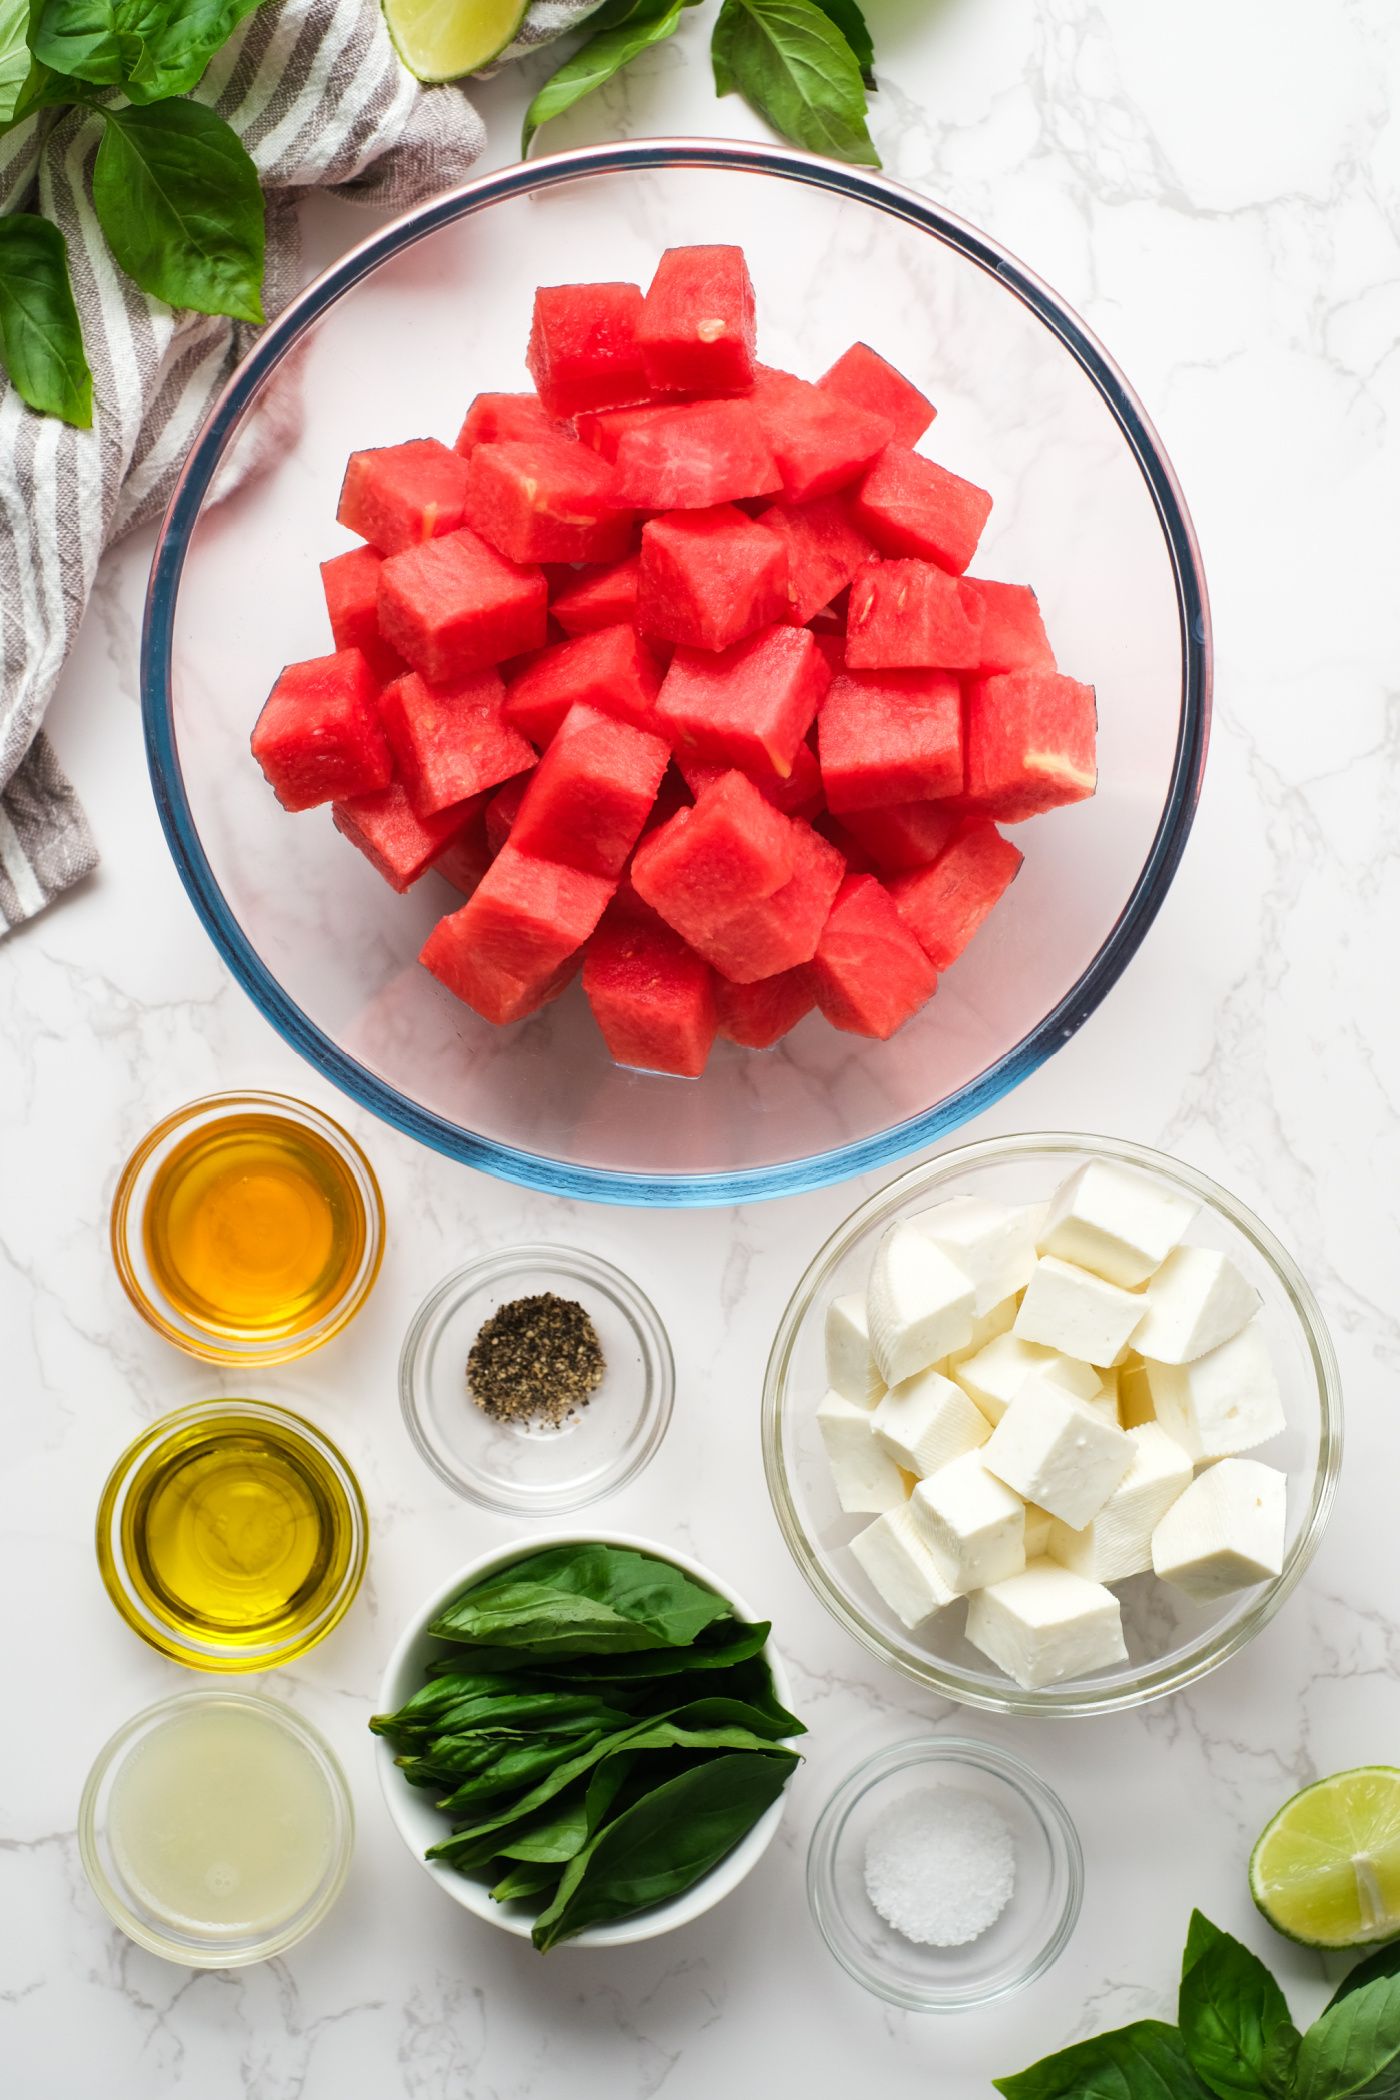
[111,1091,384,1365]
[97,1399,368,1671]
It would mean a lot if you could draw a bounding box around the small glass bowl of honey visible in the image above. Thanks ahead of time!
[111,1092,384,1364]
[96,1399,369,1671]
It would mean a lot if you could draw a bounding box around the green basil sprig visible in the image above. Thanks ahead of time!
[996,1911,1400,2100]
[0,213,92,422]
[521,0,701,158]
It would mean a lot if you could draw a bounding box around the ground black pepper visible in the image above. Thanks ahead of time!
[467,1293,606,1428]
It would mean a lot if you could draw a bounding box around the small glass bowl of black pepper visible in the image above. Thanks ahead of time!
[398,1247,675,1515]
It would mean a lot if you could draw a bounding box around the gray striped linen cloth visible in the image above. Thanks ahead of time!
[0,0,603,934]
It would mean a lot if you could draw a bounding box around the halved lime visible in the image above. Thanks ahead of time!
[381,0,530,82]
[1250,1767,1400,1948]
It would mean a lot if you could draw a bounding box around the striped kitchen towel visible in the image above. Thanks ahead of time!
[0,0,603,935]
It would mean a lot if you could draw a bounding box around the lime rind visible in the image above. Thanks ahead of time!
[1250,1767,1400,1949]
[381,0,530,83]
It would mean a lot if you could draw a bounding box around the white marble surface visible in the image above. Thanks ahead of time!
[4,1,1399,2091]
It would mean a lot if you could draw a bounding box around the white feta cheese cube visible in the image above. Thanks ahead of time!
[872,1367,990,1478]
[867,1221,977,1387]
[817,1390,908,1513]
[1014,1254,1146,1366]
[1145,1320,1285,1460]
[1151,1458,1286,1601]
[1118,1356,1155,1428]
[850,1503,958,1629]
[1022,1503,1054,1558]
[1085,1392,1122,1428]
[1047,1423,1193,1582]
[981,1374,1135,1529]
[824,1292,886,1407]
[909,1450,1026,1594]
[907,1198,1039,1317]
[1038,1158,1200,1288]
[1128,1246,1262,1366]
[965,1559,1129,1689]
[946,1292,1020,1371]
[952,1332,1101,1426]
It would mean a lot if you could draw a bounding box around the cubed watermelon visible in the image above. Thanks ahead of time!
[656,623,830,778]
[676,736,825,823]
[714,965,816,1048]
[845,558,984,670]
[454,392,559,455]
[526,282,649,419]
[813,811,880,874]
[810,872,939,1038]
[575,404,685,462]
[834,796,960,873]
[251,649,391,812]
[504,623,663,746]
[632,770,796,929]
[851,445,992,574]
[550,554,641,636]
[467,436,634,565]
[420,843,614,1024]
[817,343,935,449]
[963,669,1097,820]
[687,820,846,982]
[485,772,530,856]
[965,579,1057,674]
[376,666,533,817]
[753,494,878,626]
[377,528,547,684]
[320,545,408,686]
[337,439,471,556]
[610,398,781,510]
[818,667,963,811]
[749,365,893,504]
[582,915,717,1077]
[636,505,788,651]
[636,244,757,395]
[509,702,671,878]
[331,779,478,892]
[888,817,1024,968]
[433,806,493,895]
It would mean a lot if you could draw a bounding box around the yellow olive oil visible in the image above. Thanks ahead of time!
[142,1113,366,1341]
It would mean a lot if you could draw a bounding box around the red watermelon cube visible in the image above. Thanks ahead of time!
[337,439,471,556]
[251,649,391,812]
[818,667,963,811]
[550,554,641,636]
[509,703,671,878]
[810,872,939,1038]
[610,398,781,510]
[714,965,816,1048]
[965,580,1057,674]
[632,770,795,928]
[377,528,547,683]
[583,915,717,1077]
[817,343,935,449]
[851,446,992,574]
[685,820,846,982]
[888,817,1024,968]
[636,244,757,395]
[656,623,830,778]
[466,436,634,565]
[420,843,614,1025]
[833,796,960,874]
[845,558,984,670]
[331,779,477,892]
[320,545,408,686]
[963,670,1097,821]
[454,392,559,455]
[749,366,894,504]
[575,403,685,462]
[814,811,880,874]
[676,736,824,823]
[526,282,649,419]
[504,623,663,746]
[637,505,788,651]
[433,805,493,895]
[753,495,878,626]
[376,666,533,816]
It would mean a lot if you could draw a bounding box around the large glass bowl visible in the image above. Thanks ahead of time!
[143,141,1210,1206]
[762,1134,1342,1715]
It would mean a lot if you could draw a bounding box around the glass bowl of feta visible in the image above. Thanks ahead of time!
[762,1133,1342,1716]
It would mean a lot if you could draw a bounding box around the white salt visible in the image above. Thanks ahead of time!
[862,1785,1015,1946]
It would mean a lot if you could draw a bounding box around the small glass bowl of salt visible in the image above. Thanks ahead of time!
[807,1736,1082,2010]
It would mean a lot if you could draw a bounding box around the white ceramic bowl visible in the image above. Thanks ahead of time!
[375,1530,796,1946]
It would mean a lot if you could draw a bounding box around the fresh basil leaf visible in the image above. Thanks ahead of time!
[497,1752,639,1865]
[92,98,264,322]
[807,0,872,84]
[0,214,93,425]
[994,2021,1218,2100]
[1327,1942,1400,2014]
[1179,1922,1293,2100]
[32,0,265,99]
[490,1858,562,1903]
[521,0,699,157]
[710,0,878,168]
[1293,1974,1400,2100]
[431,1620,775,1685]
[532,1749,799,1951]
[435,1733,609,1814]
[432,1545,734,1655]
[1261,2025,1303,2100]
[1186,1912,1231,1979]
[0,0,30,122]
[428,1709,686,1861]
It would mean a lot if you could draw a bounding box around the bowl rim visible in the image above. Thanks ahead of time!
[374,1528,796,1946]
[805,1732,1083,2009]
[762,1130,1344,1716]
[142,137,1212,1208]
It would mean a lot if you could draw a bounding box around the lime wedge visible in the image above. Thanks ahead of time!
[1250,1767,1400,1948]
[381,0,530,82]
